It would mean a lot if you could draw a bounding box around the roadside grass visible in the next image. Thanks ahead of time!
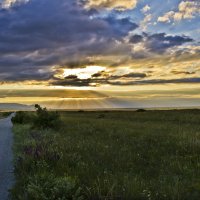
[0,112,11,119]
[12,110,200,200]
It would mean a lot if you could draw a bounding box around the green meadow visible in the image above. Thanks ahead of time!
[11,109,200,200]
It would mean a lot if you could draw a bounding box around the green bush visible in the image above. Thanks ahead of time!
[12,105,61,130]
[33,104,61,130]
[136,109,146,112]
[11,111,34,124]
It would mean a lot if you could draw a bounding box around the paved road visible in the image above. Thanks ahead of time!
[0,114,15,200]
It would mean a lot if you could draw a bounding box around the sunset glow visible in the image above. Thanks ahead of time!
[63,66,106,80]
[0,0,199,109]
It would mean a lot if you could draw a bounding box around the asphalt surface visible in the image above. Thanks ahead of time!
[0,114,15,200]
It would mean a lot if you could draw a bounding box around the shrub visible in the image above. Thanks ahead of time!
[33,104,61,130]
[11,111,34,124]
[12,105,61,130]
[136,109,146,112]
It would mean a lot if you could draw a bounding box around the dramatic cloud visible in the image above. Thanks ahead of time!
[130,33,193,54]
[51,70,200,87]
[129,35,143,43]
[0,0,199,88]
[136,77,200,85]
[146,33,193,53]
[52,76,92,87]
[1,0,24,8]
[103,17,138,36]
[84,0,138,11]
[0,0,138,81]
[51,71,148,87]
[158,0,200,23]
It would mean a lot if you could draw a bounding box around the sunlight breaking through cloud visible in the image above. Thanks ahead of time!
[85,0,138,10]
[2,0,29,8]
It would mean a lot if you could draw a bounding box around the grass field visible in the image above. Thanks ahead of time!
[12,110,200,200]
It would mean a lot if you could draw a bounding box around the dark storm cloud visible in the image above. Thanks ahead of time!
[129,34,143,43]
[146,33,193,53]
[104,17,138,36]
[0,66,54,82]
[137,77,200,84]
[52,75,92,87]
[51,71,148,87]
[91,71,147,79]
[107,77,200,86]
[0,0,137,81]
[92,72,105,78]
[119,72,147,78]
[0,0,196,86]
[130,33,193,54]
[51,69,200,86]
[171,70,196,75]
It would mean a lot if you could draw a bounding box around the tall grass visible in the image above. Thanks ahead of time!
[12,110,200,200]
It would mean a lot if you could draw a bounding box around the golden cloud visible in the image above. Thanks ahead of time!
[85,0,137,10]
[2,0,29,8]
[158,1,200,23]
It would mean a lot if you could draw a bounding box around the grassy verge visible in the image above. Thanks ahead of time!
[0,112,11,119]
[12,110,200,200]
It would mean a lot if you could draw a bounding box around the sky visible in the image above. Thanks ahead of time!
[0,0,200,109]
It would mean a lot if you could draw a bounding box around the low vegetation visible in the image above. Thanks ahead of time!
[12,109,200,200]
[0,112,11,119]
[12,104,61,129]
